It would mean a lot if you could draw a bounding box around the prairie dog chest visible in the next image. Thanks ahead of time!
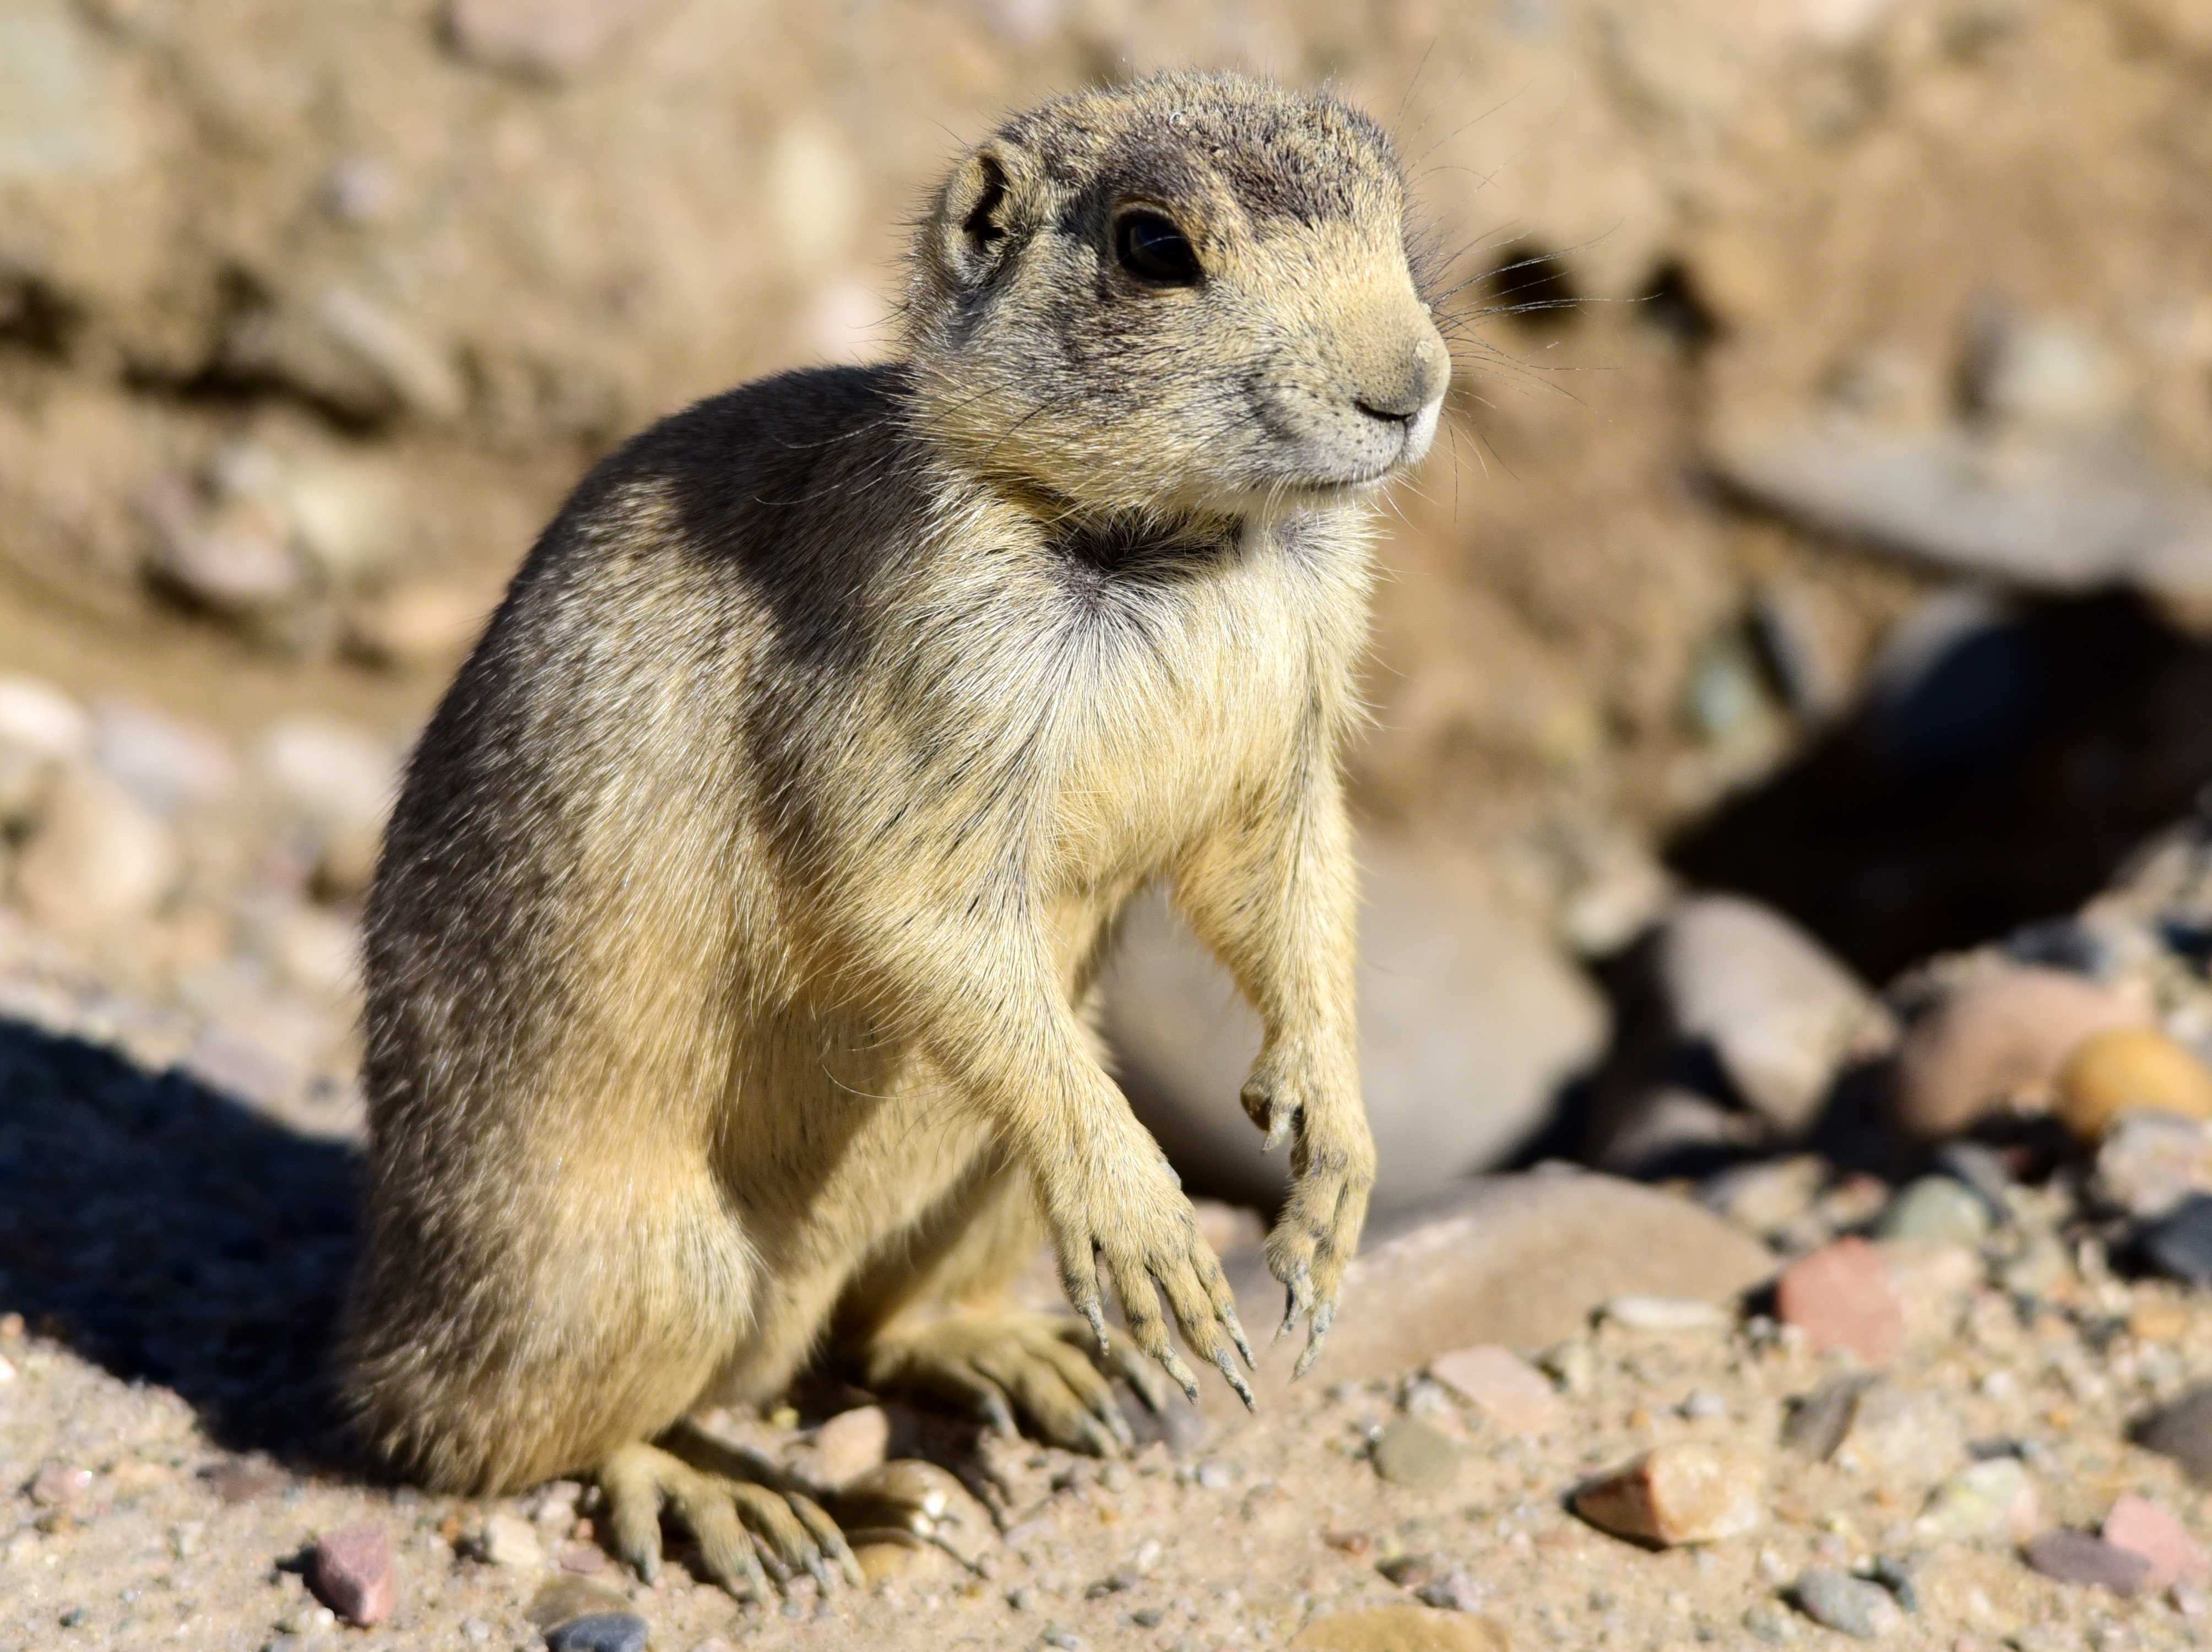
[1042,514,1367,884]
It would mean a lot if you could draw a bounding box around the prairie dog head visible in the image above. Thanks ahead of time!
[904,72,1449,521]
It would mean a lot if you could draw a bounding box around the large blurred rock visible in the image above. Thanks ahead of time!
[1710,418,2212,604]
[1653,894,1881,1134]
[1102,837,1606,1210]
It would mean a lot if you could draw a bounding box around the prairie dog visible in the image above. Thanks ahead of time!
[345,69,1448,1591]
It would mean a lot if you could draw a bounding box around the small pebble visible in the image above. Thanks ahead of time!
[1040,1629,1082,1650]
[1775,1238,1905,1364]
[2021,1528,2153,1595]
[1373,1418,1461,1492]
[307,1523,398,1627]
[29,1463,91,1507]
[2057,1027,2212,1142]
[2141,1194,2212,1284]
[1916,1458,2038,1541]
[811,1405,891,1487]
[1194,1459,1241,1491]
[475,1511,546,1569]
[1874,1176,1990,1245]
[559,1545,606,1574]
[1601,1294,1731,1332]
[2090,1108,2212,1218]
[1572,1444,1763,1546]
[1429,1345,1562,1435]
[1680,1388,1728,1420]
[1781,1374,1877,1461]
[544,1612,651,1652]
[1930,1140,2014,1220]
[199,1460,288,1504]
[1793,1567,1902,1638]
[1742,1600,1801,1644]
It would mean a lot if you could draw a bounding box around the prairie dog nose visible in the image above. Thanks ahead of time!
[1352,323,1449,422]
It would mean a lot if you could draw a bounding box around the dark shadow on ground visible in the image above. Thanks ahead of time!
[0,1017,359,1465]
[1668,589,2212,985]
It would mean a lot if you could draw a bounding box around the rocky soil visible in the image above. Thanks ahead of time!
[10,656,2212,1651]
[8,0,2212,1649]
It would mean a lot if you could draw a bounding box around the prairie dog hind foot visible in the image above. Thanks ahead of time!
[598,1426,861,1600]
[858,1309,1174,1458]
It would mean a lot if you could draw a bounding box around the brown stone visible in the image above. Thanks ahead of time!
[1774,1237,1905,1364]
[1289,1603,1512,1651]
[2056,1028,2212,1143]
[1571,1444,1763,1547]
[1891,966,2140,1140]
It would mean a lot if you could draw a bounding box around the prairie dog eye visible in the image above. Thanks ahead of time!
[1113,210,1203,286]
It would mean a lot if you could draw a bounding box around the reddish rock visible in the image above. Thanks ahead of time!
[308,1523,398,1626]
[1775,1237,1905,1364]
[2022,1529,2153,1596]
[2102,1493,2210,1590]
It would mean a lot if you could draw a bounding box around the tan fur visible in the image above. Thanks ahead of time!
[343,70,1447,1523]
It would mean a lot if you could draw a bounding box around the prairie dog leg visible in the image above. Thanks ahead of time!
[599,1424,862,1598]
[1177,766,1374,1378]
[856,888,1256,1407]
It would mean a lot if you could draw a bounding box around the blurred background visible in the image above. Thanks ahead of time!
[3,0,2212,1215]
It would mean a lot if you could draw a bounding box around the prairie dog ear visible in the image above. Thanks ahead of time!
[931,143,1034,290]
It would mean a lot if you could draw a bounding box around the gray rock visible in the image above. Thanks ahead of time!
[1216,1171,1772,1407]
[144,482,306,624]
[543,1613,649,1652]
[1710,418,2212,604]
[224,287,464,425]
[2020,1529,2152,1596]
[2092,1108,2212,1219]
[1791,1568,1901,1638]
[1371,1418,1460,1491]
[1103,836,1606,1209]
[2141,1195,2212,1285]
[1653,894,1879,1135]
[1874,1176,1990,1245]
